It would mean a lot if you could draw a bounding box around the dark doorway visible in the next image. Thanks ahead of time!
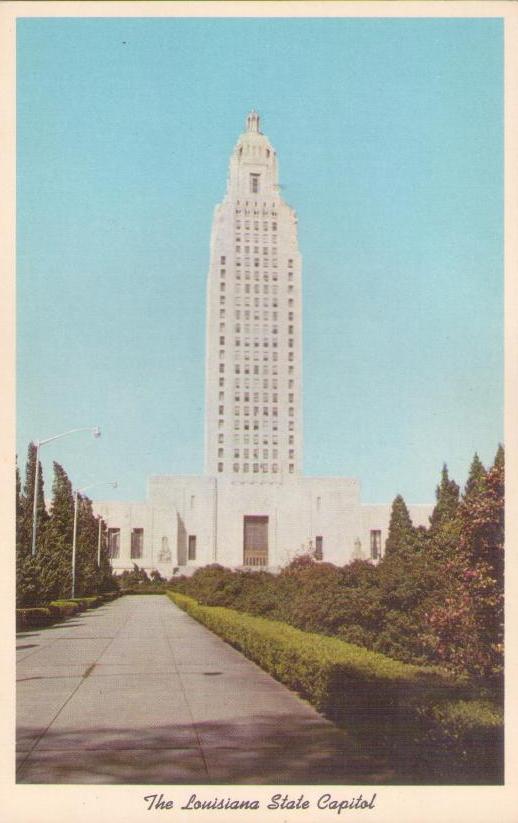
[243,515,268,567]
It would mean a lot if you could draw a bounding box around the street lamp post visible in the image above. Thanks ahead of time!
[97,517,103,567]
[31,426,101,556]
[71,480,117,599]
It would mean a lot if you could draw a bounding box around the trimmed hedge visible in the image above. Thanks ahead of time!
[120,586,167,595]
[17,591,120,630]
[16,607,53,630]
[167,591,503,783]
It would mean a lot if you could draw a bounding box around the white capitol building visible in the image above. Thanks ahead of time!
[94,112,432,574]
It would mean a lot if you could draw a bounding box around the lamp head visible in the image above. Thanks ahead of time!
[111,481,118,489]
[92,427,101,439]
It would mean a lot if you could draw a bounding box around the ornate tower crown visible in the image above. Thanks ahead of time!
[246,110,261,133]
[227,110,278,200]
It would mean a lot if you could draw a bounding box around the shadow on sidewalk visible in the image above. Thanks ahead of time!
[17,711,398,785]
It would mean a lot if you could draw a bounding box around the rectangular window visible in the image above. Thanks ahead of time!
[188,535,197,561]
[250,173,260,194]
[315,536,323,561]
[107,528,120,559]
[130,528,144,559]
[370,530,382,560]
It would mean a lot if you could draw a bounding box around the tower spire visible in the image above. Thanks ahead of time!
[246,110,260,133]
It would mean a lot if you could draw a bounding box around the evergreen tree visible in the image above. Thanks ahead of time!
[75,494,102,596]
[16,445,48,607]
[429,464,459,533]
[39,462,75,601]
[384,495,415,557]
[493,443,504,473]
[97,517,118,592]
[423,447,504,681]
[377,506,436,662]
[18,442,48,557]
[463,453,487,500]
[16,461,23,556]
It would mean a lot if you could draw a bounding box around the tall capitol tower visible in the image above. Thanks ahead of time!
[204,111,302,479]
[94,111,433,573]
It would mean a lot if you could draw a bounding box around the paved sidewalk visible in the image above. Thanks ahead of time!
[16,595,394,784]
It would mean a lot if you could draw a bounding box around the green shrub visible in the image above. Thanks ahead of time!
[16,607,52,630]
[17,594,114,629]
[411,699,504,783]
[120,586,167,595]
[117,563,167,592]
[100,591,119,601]
[70,596,103,608]
[48,600,80,618]
[167,592,503,783]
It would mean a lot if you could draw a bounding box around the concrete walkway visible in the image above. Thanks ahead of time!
[16,595,393,784]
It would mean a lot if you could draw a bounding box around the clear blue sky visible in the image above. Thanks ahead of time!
[16,16,503,505]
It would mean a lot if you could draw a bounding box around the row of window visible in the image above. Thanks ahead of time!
[218,296,295,309]
[217,462,295,474]
[219,311,291,323]
[235,220,277,231]
[224,325,295,337]
[217,409,294,422]
[219,328,293,341]
[230,363,294,375]
[220,283,289,295]
[106,529,382,565]
[221,253,292,264]
[107,527,143,559]
[231,378,294,389]
[218,448,295,459]
[219,368,294,382]
[232,247,281,258]
[218,418,295,430]
[221,339,295,352]
[218,355,295,371]
[219,296,283,308]
[234,256,279,267]
[220,392,295,403]
[106,529,198,562]
[218,433,295,445]
[232,273,294,287]
[233,200,277,213]
[222,357,296,371]
[222,310,294,323]
[218,405,294,416]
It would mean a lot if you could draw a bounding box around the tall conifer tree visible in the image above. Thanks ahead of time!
[429,464,459,533]
[424,447,504,680]
[384,495,415,557]
[463,453,487,500]
[75,494,102,596]
[18,442,48,557]
[40,462,75,600]
[16,445,48,606]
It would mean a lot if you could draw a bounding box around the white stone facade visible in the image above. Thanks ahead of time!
[93,112,433,575]
[205,111,302,479]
